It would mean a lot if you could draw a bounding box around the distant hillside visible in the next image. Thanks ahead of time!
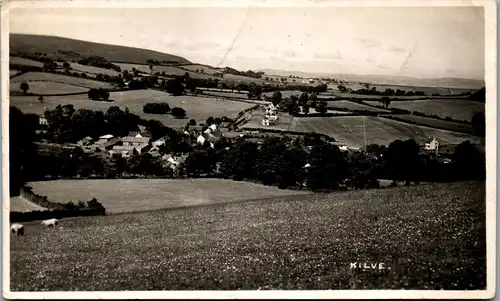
[10,34,191,65]
[258,69,485,89]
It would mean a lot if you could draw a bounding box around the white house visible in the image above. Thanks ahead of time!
[425,137,439,151]
[97,134,114,145]
[152,137,167,147]
[197,135,206,145]
[39,113,48,126]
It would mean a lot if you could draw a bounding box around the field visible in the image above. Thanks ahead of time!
[10,72,115,90]
[326,100,390,113]
[362,99,485,122]
[112,62,217,80]
[9,56,44,68]
[10,90,254,128]
[27,179,311,213]
[10,81,88,95]
[10,181,485,290]
[289,116,482,148]
[57,62,121,77]
[9,196,47,212]
[178,64,221,75]
[385,115,474,134]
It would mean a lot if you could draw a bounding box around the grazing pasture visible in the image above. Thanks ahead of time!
[178,64,221,75]
[363,99,485,122]
[11,181,485,290]
[384,115,474,135]
[10,81,88,95]
[10,72,115,89]
[10,90,254,128]
[9,196,47,212]
[326,100,391,113]
[57,62,121,76]
[289,116,482,148]
[9,56,44,68]
[27,178,311,213]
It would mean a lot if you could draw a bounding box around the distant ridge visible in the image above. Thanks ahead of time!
[10,34,191,65]
[257,68,485,89]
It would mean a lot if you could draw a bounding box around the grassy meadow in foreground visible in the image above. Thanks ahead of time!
[10,181,485,291]
[27,178,311,213]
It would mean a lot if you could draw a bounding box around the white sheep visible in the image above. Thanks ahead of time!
[41,218,59,228]
[11,223,24,236]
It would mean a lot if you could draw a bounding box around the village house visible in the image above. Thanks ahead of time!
[39,112,48,126]
[97,134,114,145]
[151,137,167,147]
[148,145,161,157]
[424,137,439,151]
[122,136,151,147]
[128,131,152,139]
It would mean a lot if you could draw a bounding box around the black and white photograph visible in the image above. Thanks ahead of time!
[3,0,496,299]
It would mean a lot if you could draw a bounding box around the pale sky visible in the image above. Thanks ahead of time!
[10,7,485,79]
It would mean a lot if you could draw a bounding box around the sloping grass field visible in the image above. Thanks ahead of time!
[9,196,47,212]
[57,62,122,76]
[10,90,253,128]
[326,100,390,113]
[289,116,482,148]
[363,99,485,122]
[27,179,311,213]
[9,56,44,68]
[10,181,485,290]
[10,81,89,95]
[10,72,115,89]
[385,115,474,134]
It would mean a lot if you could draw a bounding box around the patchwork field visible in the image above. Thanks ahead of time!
[11,181,485,290]
[10,90,254,128]
[326,100,391,113]
[9,196,47,212]
[9,56,44,68]
[56,62,122,76]
[10,81,88,95]
[10,72,115,89]
[178,64,221,75]
[385,115,474,135]
[27,178,311,213]
[362,99,485,122]
[289,116,482,148]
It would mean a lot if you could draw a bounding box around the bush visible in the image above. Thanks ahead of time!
[143,102,171,114]
[171,107,186,118]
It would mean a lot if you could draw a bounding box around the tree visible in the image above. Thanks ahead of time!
[315,99,327,115]
[471,112,485,137]
[38,96,44,103]
[183,149,217,177]
[385,139,421,185]
[380,97,391,109]
[165,78,185,96]
[20,82,29,94]
[189,119,196,126]
[302,104,310,115]
[307,142,349,190]
[171,107,187,118]
[87,88,99,100]
[272,91,282,106]
[63,62,71,71]
[337,85,347,93]
[298,92,309,106]
[206,116,215,125]
[452,140,485,181]
[219,140,259,180]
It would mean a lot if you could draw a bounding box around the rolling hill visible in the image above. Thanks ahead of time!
[258,69,485,90]
[10,34,191,65]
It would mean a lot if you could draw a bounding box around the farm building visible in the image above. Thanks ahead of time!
[97,134,114,144]
[424,137,440,151]
[196,135,206,145]
[109,146,138,158]
[102,137,122,150]
[77,136,94,147]
[122,136,151,147]
[148,146,161,157]
[152,137,167,147]
[129,131,152,138]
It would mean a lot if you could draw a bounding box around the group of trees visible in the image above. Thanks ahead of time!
[143,102,171,114]
[270,92,328,116]
[88,88,111,101]
[77,56,121,72]
[337,85,426,97]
